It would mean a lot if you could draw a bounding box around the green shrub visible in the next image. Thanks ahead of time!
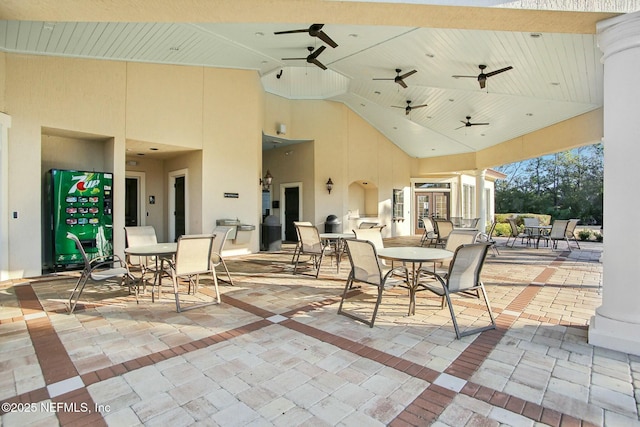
[577,229,592,241]
[593,231,603,242]
[494,223,511,237]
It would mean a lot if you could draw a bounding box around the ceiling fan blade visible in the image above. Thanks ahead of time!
[309,45,326,60]
[411,104,428,109]
[317,31,338,48]
[455,125,466,130]
[398,70,417,80]
[452,75,476,78]
[397,80,408,89]
[485,66,513,78]
[469,123,490,126]
[373,78,394,81]
[274,29,308,35]
[391,106,405,109]
[282,57,306,60]
[311,59,327,70]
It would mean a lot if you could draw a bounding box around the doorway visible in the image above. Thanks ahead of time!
[169,169,188,242]
[281,183,302,242]
[124,172,145,227]
[414,191,450,234]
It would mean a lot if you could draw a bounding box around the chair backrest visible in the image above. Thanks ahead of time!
[566,219,579,237]
[124,226,158,264]
[211,226,233,264]
[446,243,490,293]
[485,221,497,238]
[358,222,379,229]
[549,219,570,239]
[507,218,520,237]
[344,239,383,286]
[297,225,324,254]
[175,234,214,276]
[353,227,384,250]
[422,217,435,235]
[434,220,454,239]
[293,221,313,242]
[523,217,539,228]
[66,232,92,269]
[444,229,480,252]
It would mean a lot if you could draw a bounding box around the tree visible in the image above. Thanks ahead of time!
[495,143,603,224]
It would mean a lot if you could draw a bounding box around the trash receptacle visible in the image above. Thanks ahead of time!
[324,215,342,233]
[261,215,282,251]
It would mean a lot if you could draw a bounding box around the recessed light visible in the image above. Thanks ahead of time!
[448,99,454,102]
[43,22,55,31]
[526,113,533,116]
[480,133,486,137]
[150,147,159,151]
[348,33,358,38]
[393,127,398,130]
[425,53,435,58]
[360,103,366,107]
[255,32,264,37]
[169,47,180,51]
[550,82,560,86]
[374,91,381,95]
[137,153,145,156]
[530,32,542,38]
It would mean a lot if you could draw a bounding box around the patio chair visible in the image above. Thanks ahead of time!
[420,217,438,247]
[539,219,572,251]
[420,229,479,276]
[66,232,133,314]
[478,220,500,256]
[337,239,407,327]
[417,242,496,339]
[293,225,332,278]
[523,217,540,245]
[565,219,581,249]
[291,221,312,263]
[505,218,528,248]
[433,219,454,247]
[170,234,220,312]
[124,225,159,294]
[211,226,235,285]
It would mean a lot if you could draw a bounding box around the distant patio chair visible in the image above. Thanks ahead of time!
[565,219,581,249]
[358,222,379,229]
[291,221,313,263]
[420,217,438,247]
[523,217,540,245]
[337,239,408,327]
[293,225,332,278]
[539,219,573,251]
[505,218,527,248]
[171,234,220,312]
[417,242,496,339]
[478,220,500,256]
[433,219,454,247]
[211,226,235,285]
[124,225,159,295]
[66,232,133,314]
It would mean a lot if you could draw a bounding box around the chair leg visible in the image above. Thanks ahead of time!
[67,273,90,314]
[219,259,234,285]
[211,269,221,304]
[172,272,182,313]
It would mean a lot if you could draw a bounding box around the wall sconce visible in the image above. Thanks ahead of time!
[260,170,273,190]
[326,178,334,194]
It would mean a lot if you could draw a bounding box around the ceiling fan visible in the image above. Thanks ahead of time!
[456,116,489,130]
[392,100,428,115]
[282,46,328,70]
[274,23,338,48]
[373,68,417,89]
[452,64,513,89]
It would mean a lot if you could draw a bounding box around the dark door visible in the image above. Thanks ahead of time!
[125,177,139,226]
[414,191,450,234]
[174,176,185,241]
[284,186,299,241]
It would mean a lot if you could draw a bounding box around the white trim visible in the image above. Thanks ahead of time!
[125,171,146,226]
[280,182,303,240]
[168,168,189,242]
[0,112,12,281]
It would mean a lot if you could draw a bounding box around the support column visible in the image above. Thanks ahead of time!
[588,10,640,356]
[0,112,12,281]
[475,169,487,233]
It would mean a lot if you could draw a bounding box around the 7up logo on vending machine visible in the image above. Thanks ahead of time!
[68,173,101,194]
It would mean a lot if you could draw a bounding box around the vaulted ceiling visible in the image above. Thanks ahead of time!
[0,1,634,159]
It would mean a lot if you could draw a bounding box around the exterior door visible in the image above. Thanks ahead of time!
[414,192,450,234]
[284,186,299,241]
[174,176,185,241]
[124,177,139,226]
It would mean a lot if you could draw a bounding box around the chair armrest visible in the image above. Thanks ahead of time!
[90,255,126,269]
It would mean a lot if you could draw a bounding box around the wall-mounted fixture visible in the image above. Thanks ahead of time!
[326,178,334,194]
[260,170,273,191]
[276,123,286,135]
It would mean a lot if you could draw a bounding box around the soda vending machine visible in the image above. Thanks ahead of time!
[44,169,114,270]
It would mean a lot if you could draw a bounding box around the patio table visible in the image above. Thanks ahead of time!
[125,243,177,301]
[377,246,453,316]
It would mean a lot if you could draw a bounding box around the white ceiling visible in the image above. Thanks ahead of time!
[0,8,624,158]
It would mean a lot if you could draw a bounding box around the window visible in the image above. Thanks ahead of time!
[393,189,404,220]
[462,184,476,218]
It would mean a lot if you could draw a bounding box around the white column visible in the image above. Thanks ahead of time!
[0,112,12,281]
[588,11,640,356]
[475,169,487,232]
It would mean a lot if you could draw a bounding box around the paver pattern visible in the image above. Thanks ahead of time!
[1,236,638,426]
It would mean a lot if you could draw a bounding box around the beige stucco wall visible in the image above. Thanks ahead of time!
[4,53,263,278]
[0,52,6,112]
